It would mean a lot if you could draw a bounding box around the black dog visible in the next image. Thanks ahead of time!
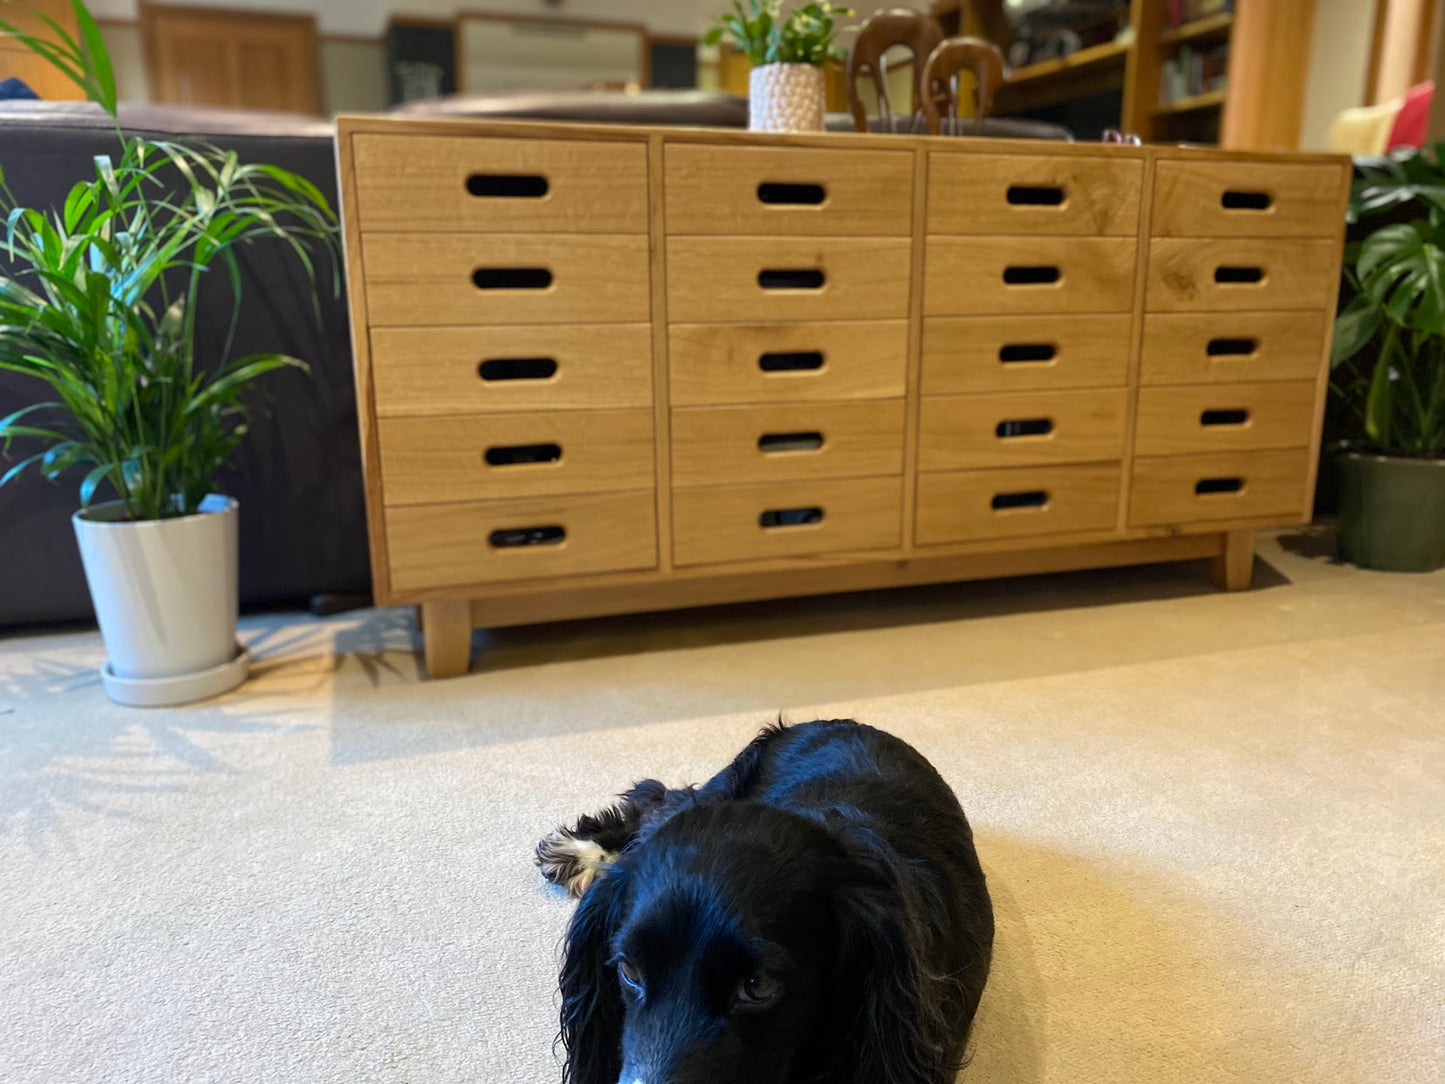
[535,719,994,1084]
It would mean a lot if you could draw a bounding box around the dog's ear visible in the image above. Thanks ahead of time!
[831,837,949,1084]
[559,866,629,1084]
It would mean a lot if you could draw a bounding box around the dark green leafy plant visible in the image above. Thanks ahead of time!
[0,0,339,520]
[703,1,854,67]
[1331,146,1445,457]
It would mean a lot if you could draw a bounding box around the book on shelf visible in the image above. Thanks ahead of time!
[1159,43,1229,106]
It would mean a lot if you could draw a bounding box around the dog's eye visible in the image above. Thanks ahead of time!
[735,974,782,1008]
[617,959,643,992]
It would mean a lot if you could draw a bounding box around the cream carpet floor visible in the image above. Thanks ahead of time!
[1,528,1442,1084]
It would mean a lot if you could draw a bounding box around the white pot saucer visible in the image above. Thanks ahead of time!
[100,646,251,708]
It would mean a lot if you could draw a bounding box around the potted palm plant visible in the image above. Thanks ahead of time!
[0,1,338,704]
[705,1,853,133]
[1330,145,1445,571]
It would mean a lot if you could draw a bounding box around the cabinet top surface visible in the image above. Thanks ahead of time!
[334,114,1349,166]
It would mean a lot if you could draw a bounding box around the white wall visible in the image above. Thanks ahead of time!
[1299,0,1380,151]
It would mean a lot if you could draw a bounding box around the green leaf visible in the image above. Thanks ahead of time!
[78,462,114,507]
[72,0,118,116]
[1332,294,1383,366]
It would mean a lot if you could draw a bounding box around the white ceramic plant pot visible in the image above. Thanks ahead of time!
[72,493,249,707]
[749,62,827,132]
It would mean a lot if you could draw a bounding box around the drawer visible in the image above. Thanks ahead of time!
[916,464,1121,546]
[378,410,654,505]
[1151,160,1347,238]
[924,236,1136,316]
[666,237,912,322]
[1146,238,1337,313]
[671,401,905,486]
[350,134,648,233]
[1133,382,1317,456]
[387,490,657,591]
[1129,450,1310,527]
[370,325,653,416]
[919,389,1128,470]
[927,152,1142,236]
[669,321,907,406]
[362,233,650,326]
[673,477,902,567]
[1140,312,1326,385]
[665,144,913,236]
[922,314,1131,395]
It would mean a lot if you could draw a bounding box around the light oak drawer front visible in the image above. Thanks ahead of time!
[1151,160,1347,238]
[378,410,654,505]
[362,233,650,326]
[916,464,1121,545]
[1129,450,1309,527]
[351,134,648,233]
[1140,312,1325,385]
[1133,382,1317,456]
[1146,238,1337,313]
[673,477,902,567]
[370,324,652,416]
[669,321,907,406]
[671,401,905,486]
[922,314,1131,394]
[665,144,913,236]
[925,236,1136,316]
[667,237,912,322]
[919,389,1128,470]
[387,490,657,591]
[927,153,1142,236]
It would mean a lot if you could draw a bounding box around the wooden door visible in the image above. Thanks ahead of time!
[0,0,83,100]
[142,2,322,114]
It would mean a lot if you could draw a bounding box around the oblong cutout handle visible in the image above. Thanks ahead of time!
[1003,265,1061,285]
[1214,266,1264,285]
[1200,409,1249,427]
[489,525,565,548]
[479,357,558,382]
[1221,190,1272,211]
[999,343,1057,363]
[759,506,824,528]
[1206,337,1258,358]
[759,350,824,373]
[474,267,553,290]
[759,268,826,290]
[996,418,1054,438]
[757,182,827,205]
[758,431,824,453]
[1006,184,1065,206]
[467,173,549,198]
[992,490,1049,510]
[1195,477,1244,495]
[484,442,562,466]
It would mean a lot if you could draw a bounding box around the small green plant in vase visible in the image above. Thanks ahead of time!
[1329,144,1445,570]
[704,1,854,132]
[0,0,339,704]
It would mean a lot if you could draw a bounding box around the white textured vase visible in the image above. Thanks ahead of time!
[749,63,826,132]
[73,494,248,707]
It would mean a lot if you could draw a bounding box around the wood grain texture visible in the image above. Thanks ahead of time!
[922,313,1132,394]
[670,400,906,486]
[378,410,655,504]
[927,152,1143,235]
[1211,528,1256,591]
[1129,449,1310,527]
[386,490,658,592]
[370,324,653,416]
[1139,311,1326,385]
[1150,160,1348,238]
[664,144,914,236]
[351,134,649,233]
[668,321,908,405]
[919,388,1129,469]
[925,236,1138,315]
[1145,238,1338,313]
[1133,382,1318,455]
[361,233,651,326]
[916,463,1122,545]
[672,476,903,567]
[420,599,472,678]
[1219,0,1316,152]
[666,236,913,322]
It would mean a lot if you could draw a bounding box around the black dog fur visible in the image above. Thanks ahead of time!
[536,719,994,1084]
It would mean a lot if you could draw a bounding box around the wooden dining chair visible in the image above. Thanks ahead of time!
[845,7,944,133]
[921,36,1008,136]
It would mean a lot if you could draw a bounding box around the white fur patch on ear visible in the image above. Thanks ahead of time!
[535,829,618,898]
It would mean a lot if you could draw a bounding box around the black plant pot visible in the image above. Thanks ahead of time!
[1336,450,1445,572]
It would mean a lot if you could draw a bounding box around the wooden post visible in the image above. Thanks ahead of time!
[1426,0,1445,143]
[1211,529,1256,591]
[420,600,473,678]
[1221,0,1317,150]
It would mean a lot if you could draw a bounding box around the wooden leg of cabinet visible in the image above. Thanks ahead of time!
[1210,528,1255,592]
[421,599,473,679]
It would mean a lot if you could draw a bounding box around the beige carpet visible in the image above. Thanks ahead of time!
[2,527,1442,1083]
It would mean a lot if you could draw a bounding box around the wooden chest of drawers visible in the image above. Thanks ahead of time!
[336,117,1349,677]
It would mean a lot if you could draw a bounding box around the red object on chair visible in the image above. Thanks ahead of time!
[1387,81,1434,150]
